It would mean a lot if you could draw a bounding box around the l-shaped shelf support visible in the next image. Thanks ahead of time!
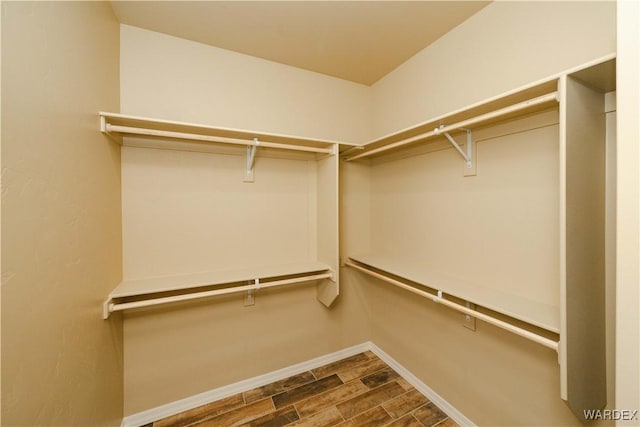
[244,138,259,182]
[436,127,474,171]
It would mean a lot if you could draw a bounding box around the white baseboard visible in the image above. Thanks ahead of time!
[367,343,476,427]
[122,342,371,427]
[122,341,474,427]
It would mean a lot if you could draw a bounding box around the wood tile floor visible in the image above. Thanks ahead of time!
[147,351,459,427]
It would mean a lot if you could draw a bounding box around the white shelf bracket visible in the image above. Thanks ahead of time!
[99,115,121,144]
[245,288,255,306]
[103,298,112,320]
[435,126,474,170]
[244,138,259,182]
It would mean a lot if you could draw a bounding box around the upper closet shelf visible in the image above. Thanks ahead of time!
[345,80,559,162]
[104,261,334,319]
[99,112,344,155]
[347,253,559,334]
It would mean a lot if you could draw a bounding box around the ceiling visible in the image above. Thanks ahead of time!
[110,1,490,86]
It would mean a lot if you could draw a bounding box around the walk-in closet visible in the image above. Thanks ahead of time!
[2,2,638,427]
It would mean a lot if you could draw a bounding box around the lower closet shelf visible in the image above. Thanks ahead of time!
[347,254,559,346]
[103,261,334,319]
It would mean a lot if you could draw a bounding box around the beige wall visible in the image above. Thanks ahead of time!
[357,112,580,426]
[343,1,617,426]
[120,25,372,144]
[121,148,320,279]
[0,1,630,425]
[120,2,623,422]
[120,25,371,414]
[1,2,123,426]
[371,1,616,138]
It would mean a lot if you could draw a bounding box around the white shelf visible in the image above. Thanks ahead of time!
[110,261,332,299]
[100,111,350,155]
[345,80,559,161]
[348,253,559,333]
[101,112,342,316]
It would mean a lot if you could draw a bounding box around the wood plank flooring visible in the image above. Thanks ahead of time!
[148,351,458,427]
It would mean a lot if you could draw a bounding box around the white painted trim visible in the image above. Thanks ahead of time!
[122,342,371,427]
[122,341,474,427]
[605,91,616,113]
[368,343,477,427]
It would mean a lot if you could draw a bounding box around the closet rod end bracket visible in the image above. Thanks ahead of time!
[103,298,113,320]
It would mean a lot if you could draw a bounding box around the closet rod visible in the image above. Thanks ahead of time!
[105,124,334,154]
[344,260,559,351]
[345,91,558,161]
[106,272,332,316]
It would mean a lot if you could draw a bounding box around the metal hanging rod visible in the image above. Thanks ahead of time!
[345,91,559,161]
[344,260,559,351]
[104,272,332,318]
[103,123,334,154]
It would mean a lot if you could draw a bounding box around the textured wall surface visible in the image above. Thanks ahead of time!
[1,2,123,425]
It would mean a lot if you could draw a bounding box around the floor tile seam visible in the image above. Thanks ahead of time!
[383,386,433,412]
[237,405,299,427]
[379,386,413,416]
[336,362,391,383]
[301,405,347,426]
[288,404,302,425]
[233,399,278,427]
[332,388,378,417]
[311,353,369,377]
[176,408,235,427]
[245,371,318,404]
[344,404,392,424]
[409,402,435,427]
[431,417,452,427]
[337,398,386,422]
[396,413,426,427]
[360,364,394,380]
[262,405,301,427]
[410,402,431,414]
[378,403,395,424]
[335,379,407,419]
[275,373,320,397]
[273,375,346,410]
[269,374,337,407]
[200,396,277,427]
[314,353,381,380]
[154,394,248,427]
[292,379,373,418]
[358,368,403,391]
